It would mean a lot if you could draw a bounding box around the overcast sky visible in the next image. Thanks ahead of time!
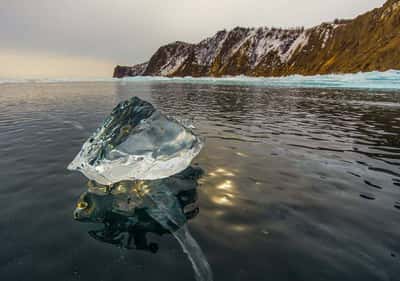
[0,0,385,78]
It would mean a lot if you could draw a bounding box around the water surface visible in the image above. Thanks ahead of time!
[1,81,400,281]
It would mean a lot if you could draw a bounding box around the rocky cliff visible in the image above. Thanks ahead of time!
[114,0,400,78]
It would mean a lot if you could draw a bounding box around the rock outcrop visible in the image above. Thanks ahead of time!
[113,62,148,78]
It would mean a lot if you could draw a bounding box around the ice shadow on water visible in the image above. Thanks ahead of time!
[73,166,213,281]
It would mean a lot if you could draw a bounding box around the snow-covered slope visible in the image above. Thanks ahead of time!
[117,27,312,77]
[144,41,193,76]
[114,0,400,78]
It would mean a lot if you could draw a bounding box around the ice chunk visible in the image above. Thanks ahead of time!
[68,97,203,185]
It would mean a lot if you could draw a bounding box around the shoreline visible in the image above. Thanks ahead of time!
[1,70,399,91]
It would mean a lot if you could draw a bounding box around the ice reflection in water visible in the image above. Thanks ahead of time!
[74,166,213,281]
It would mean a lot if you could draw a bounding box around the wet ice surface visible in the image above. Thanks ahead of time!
[68,97,203,184]
[0,81,400,281]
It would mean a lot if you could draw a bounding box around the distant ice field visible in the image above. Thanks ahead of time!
[1,70,400,91]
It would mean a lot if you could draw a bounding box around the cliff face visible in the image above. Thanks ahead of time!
[113,62,148,78]
[114,0,400,78]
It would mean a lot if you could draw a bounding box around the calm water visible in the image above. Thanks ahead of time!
[1,81,400,281]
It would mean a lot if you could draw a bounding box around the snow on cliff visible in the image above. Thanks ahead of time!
[139,26,313,76]
[114,23,354,77]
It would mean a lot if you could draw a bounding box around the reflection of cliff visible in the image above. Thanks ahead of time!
[73,166,213,281]
[115,0,400,78]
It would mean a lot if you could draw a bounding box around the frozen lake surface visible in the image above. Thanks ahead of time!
[0,79,399,281]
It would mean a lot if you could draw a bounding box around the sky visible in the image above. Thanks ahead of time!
[0,0,385,78]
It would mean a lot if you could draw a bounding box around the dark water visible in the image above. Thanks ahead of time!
[1,81,400,281]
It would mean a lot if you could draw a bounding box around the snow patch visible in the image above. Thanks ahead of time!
[195,30,228,66]
[157,43,192,76]
[281,31,309,62]
[160,54,189,76]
